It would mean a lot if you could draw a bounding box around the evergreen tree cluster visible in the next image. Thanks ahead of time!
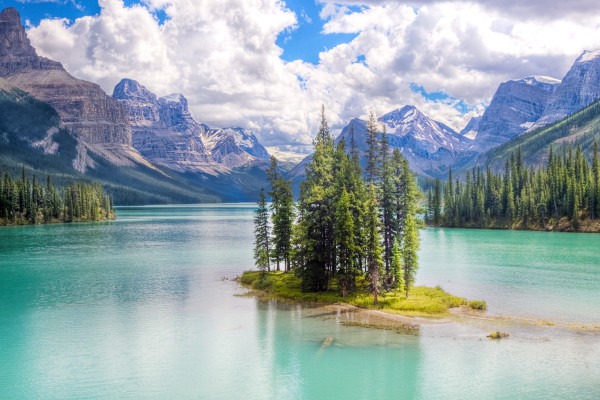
[254,106,422,301]
[0,167,114,225]
[426,144,600,231]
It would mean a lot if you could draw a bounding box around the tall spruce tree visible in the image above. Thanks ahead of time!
[294,105,336,291]
[365,183,383,304]
[379,127,395,285]
[254,188,271,277]
[334,188,356,297]
[402,214,419,297]
[365,111,380,184]
[267,156,295,271]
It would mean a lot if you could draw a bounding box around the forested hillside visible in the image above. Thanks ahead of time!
[1,167,114,225]
[483,98,600,171]
[427,144,600,232]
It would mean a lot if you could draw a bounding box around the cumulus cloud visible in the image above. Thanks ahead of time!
[25,0,600,150]
[320,0,600,20]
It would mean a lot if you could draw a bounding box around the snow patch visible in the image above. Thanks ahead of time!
[520,121,535,129]
[576,50,600,63]
[224,127,255,148]
[463,130,477,140]
[532,75,561,85]
[162,93,184,103]
[31,127,59,154]
[402,108,416,122]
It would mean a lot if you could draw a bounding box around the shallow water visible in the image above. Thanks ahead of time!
[1,205,598,399]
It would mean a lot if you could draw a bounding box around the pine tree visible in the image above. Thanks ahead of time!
[390,239,403,291]
[402,214,419,297]
[365,183,383,304]
[334,188,356,297]
[444,169,454,226]
[432,178,442,224]
[254,188,271,277]
[267,156,295,271]
[365,111,380,184]
[294,105,335,291]
[380,127,395,285]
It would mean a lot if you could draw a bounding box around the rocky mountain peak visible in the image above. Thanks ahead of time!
[514,75,560,93]
[471,77,558,150]
[575,50,600,64]
[380,105,422,125]
[532,49,600,129]
[221,126,270,160]
[113,78,157,103]
[161,93,186,104]
[0,8,35,58]
[0,7,62,76]
[158,93,190,120]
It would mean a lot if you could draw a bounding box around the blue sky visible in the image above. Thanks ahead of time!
[16,0,357,66]
[275,0,360,65]
[13,0,170,25]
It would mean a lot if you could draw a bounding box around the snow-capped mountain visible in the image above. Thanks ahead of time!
[221,126,270,160]
[379,105,468,154]
[288,105,475,180]
[113,79,218,173]
[532,50,600,129]
[113,78,269,173]
[471,76,560,151]
[341,106,473,176]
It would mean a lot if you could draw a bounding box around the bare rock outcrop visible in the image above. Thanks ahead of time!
[0,7,131,147]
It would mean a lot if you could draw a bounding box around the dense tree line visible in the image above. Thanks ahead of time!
[426,144,600,231]
[254,107,422,301]
[0,167,114,225]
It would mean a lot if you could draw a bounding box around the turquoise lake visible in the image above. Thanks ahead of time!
[1,204,599,399]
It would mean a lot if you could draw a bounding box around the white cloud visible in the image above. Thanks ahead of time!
[25,0,600,149]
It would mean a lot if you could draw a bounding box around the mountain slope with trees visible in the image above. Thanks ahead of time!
[481,98,600,172]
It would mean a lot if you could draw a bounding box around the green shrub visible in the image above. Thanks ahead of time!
[252,275,274,290]
[468,300,487,310]
[240,271,260,285]
[487,331,509,339]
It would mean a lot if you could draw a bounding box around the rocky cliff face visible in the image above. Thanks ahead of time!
[459,116,481,140]
[0,7,62,76]
[200,128,257,168]
[0,7,132,149]
[472,76,560,151]
[113,78,265,173]
[221,126,270,160]
[113,79,216,173]
[533,51,600,128]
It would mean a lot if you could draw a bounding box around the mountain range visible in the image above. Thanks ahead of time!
[0,8,277,203]
[290,48,600,182]
[2,5,600,203]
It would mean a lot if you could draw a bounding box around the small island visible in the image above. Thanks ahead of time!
[239,270,486,333]
[244,108,486,333]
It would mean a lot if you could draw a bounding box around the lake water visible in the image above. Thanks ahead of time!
[1,204,599,399]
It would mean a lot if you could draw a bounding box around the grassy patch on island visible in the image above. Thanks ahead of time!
[240,270,486,318]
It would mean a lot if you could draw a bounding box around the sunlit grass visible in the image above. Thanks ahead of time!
[240,270,486,318]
